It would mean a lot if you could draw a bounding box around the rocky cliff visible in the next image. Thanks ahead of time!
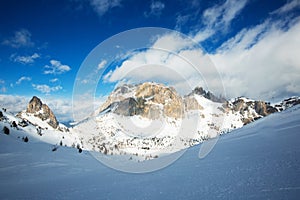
[26,96,59,128]
[100,82,183,119]
[192,86,226,103]
[226,97,278,125]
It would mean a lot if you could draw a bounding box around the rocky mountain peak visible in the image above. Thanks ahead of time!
[26,96,59,129]
[275,97,300,111]
[27,96,43,113]
[135,82,183,119]
[228,97,278,125]
[99,82,184,119]
[192,87,226,103]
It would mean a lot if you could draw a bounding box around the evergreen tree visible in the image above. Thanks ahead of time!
[3,126,9,135]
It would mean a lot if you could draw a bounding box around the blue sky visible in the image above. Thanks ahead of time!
[0,0,300,121]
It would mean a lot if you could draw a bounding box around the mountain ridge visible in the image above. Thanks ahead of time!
[98,82,293,125]
[2,82,299,161]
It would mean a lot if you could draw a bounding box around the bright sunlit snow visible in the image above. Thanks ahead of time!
[1,105,299,199]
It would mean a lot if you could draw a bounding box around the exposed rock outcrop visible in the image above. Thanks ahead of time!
[230,97,278,125]
[274,97,300,111]
[99,82,183,119]
[135,82,183,119]
[26,96,59,128]
[192,87,226,103]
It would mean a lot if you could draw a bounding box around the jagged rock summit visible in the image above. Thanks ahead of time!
[99,82,184,119]
[191,86,226,103]
[26,96,59,128]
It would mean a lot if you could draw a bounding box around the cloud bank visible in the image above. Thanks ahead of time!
[102,0,300,101]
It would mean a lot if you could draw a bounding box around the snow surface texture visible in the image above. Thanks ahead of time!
[0,105,299,199]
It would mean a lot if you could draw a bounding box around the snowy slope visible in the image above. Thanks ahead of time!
[71,92,245,160]
[72,82,289,160]
[4,84,297,161]
[0,105,299,199]
[1,110,81,148]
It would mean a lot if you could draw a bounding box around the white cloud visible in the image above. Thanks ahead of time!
[103,33,218,95]
[89,0,121,16]
[2,29,34,48]
[194,0,248,42]
[11,53,40,64]
[16,76,32,85]
[32,84,62,94]
[102,0,300,101]
[210,17,300,100]
[144,1,165,17]
[152,33,196,52]
[0,95,28,113]
[73,91,107,121]
[44,60,71,74]
[97,59,107,71]
[47,95,105,122]
[175,14,191,30]
[202,0,300,100]
[217,20,270,53]
[50,78,59,83]
[203,0,248,29]
[193,29,215,43]
[272,0,300,15]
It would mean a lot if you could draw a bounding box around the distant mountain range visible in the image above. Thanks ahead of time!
[1,82,299,161]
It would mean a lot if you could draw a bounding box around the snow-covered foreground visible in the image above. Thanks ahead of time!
[0,106,300,199]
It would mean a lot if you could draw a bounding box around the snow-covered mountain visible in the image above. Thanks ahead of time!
[17,96,66,131]
[1,97,81,149]
[1,82,299,161]
[73,82,299,160]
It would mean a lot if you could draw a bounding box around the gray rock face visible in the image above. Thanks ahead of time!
[254,101,277,116]
[192,87,226,103]
[26,96,59,128]
[100,82,183,119]
[230,98,278,125]
[27,96,42,113]
[113,98,138,116]
[274,97,300,111]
